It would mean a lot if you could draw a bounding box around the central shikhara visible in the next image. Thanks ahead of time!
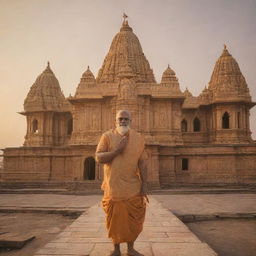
[2,19,256,186]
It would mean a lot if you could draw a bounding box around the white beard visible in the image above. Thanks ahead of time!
[116,125,130,135]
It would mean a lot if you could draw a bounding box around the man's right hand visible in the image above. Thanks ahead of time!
[96,135,128,163]
[115,136,128,154]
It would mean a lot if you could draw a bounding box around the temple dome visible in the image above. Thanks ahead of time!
[160,65,182,94]
[75,66,96,97]
[208,45,251,101]
[161,65,177,83]
[199,86,212,105]
[184,87,193,97]
[182,88,200,109]
[81,66,96,82]
[24,62,69,112]
[96,20,155,83]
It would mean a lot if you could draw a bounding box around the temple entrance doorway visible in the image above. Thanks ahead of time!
[83,157,95,180]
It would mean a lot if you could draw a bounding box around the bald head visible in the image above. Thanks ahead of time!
[116,110,131,120]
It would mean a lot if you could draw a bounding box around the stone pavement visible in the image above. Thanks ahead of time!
[34,197,218,256]
[153,194,256,216]
[0,194,101,213]
[1,193,256,216]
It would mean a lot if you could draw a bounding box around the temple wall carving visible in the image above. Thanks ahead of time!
[151,100,171,131]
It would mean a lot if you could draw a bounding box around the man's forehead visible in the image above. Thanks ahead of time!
[116,111,130,118]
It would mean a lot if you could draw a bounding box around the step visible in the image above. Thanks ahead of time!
[0,233,35,249]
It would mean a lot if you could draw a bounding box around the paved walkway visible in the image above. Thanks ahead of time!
[34,197,217,256]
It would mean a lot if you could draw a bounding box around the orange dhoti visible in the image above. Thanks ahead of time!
[102,195,146,244]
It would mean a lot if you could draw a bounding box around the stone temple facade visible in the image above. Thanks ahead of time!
[2,19,256,187]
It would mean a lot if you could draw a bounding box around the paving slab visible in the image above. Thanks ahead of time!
[33,196,218,256]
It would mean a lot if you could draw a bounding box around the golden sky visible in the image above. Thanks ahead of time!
[0,0,255,148]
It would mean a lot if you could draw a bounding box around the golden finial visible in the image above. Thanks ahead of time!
[87,65,90,70]
[224,44,227,50]
[47,61,50,67]
[123,13,128,21]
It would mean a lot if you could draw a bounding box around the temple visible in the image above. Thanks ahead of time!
[2,19,256,187]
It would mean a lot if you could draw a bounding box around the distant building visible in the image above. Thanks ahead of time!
[2,20,256,187]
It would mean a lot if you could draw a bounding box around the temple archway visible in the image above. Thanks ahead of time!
[222,112,230,129]
[193,117,201,132]
[32,119,38,134]
[83,157,95,180]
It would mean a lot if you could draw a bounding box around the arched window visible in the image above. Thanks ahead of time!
[182,158,189,171]
[181,119,188,132]
[222,112,230,129]
[84,157,95,180]
[67,118,73,135]
[193,117,201,132]
[32,119,39,134]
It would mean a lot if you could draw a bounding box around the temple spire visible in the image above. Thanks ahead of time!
[123,13,128,21]
[96,16,155,83]
[208,45,250,102]
[24,62,67,112]
[44,61,53,74]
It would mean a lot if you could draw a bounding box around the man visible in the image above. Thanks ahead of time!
[96,110,148,256]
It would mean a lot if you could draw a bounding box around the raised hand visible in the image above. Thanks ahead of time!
[115,136,128,154]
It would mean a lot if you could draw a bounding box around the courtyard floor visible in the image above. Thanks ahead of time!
[0,192,255,256]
